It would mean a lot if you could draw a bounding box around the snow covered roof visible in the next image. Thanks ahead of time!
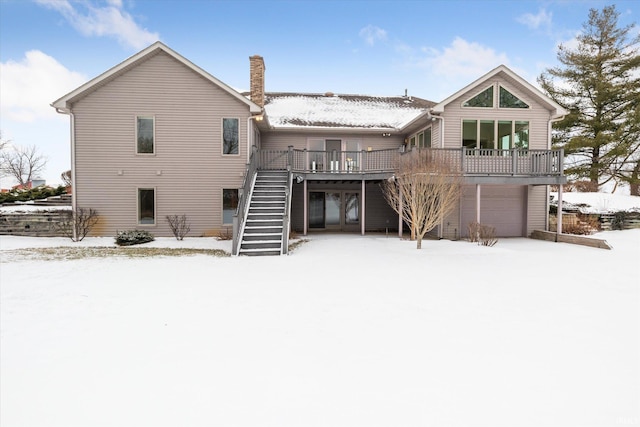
[262,92,435,130]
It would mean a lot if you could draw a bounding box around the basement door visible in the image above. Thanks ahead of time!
[309,191,360,231]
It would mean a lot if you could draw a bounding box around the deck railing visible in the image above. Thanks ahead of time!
[256,147,564,176]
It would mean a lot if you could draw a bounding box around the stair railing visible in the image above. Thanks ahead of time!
[282,167,293,255]
[232,146,259,256]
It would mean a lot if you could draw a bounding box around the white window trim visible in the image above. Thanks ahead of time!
[461,119,530,149]
[222,117,240,156]
[137,187,157,226]
[135,115,155,155]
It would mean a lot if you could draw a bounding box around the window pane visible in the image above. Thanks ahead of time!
[498,121,512,149]
[463,86,493,107]
[309,192,325,228]
[223,118,239,155]
[344,193,359,225]
[500,86,529,108]
[514,121,529,149]
[325,192,340,226]
[138,189,155,224]
[137,117,154,154]
[424,128,432,148]
[223,189,239,224]
[479,120,494,149]
[462,120,477,148]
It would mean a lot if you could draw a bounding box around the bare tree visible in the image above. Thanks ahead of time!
[61,169,72,187]
[382,150,462,249]
[0,144,47,186]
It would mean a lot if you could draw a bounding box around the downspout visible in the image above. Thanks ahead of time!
[70,112,77,242]
[247,116,253,164]
[429,111,445,237]
[56,107,77,241]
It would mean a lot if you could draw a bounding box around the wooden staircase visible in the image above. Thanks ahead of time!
[238,170,289,256]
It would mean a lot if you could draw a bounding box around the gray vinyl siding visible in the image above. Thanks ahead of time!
[72,52,251,237]
[364,182,398,231]
[440,72,554,150]
[527,185,548,235]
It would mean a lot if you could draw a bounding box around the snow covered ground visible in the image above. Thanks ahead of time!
[1,227,638,427]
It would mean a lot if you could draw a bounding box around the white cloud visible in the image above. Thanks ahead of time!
[359,25,387,46]
[0,50,87,122]
[424,37,510,80]
[517,8,553,30]
[36,0,159,50]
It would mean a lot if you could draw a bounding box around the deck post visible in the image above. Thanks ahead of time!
[288,145,293,170]
[557,183,563,238]
[398,185,403,237]
[303,178,308,236]
[361,179,365,236]
[476,184,481,224]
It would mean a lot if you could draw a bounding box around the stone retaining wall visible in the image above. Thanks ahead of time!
[0,211,72,237]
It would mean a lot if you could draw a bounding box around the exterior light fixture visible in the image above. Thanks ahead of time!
[382,132,391,137]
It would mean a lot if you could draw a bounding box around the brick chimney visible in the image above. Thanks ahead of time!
[249,55,265,108]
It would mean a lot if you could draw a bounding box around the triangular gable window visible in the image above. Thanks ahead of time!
[463,86,493,108]
[499,86,529,108]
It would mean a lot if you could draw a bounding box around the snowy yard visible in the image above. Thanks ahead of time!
[1,230,638,427]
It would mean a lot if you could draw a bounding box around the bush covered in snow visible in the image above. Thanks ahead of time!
[114,230,155,246]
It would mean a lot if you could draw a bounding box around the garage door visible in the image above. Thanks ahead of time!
[461,185,526,237]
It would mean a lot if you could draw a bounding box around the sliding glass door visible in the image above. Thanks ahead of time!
[309,191,360,230]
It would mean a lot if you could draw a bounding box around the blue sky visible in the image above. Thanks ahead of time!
[1,0,638,186]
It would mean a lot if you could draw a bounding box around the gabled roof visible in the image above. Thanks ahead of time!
[261,92,435,131]
[52,41,262,114]
[430,64,568,119]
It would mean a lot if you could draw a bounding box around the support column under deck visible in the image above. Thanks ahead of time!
[476,184,481,224]
[557,184,563,237]
[303,179,308,236]
[361,179,365,236]
[398,189,403,237]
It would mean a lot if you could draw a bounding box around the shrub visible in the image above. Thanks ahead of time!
[0,185,67,204]
[57,207,99,242]
[478,224,498,247]
[216,227,233,240]
[115,229,155,246]
[467,221,479,243]
[611,211,626,230]
[467,221,498,246]
[166,214,191,240]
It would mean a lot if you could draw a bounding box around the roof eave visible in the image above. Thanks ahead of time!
[51,41,261,113]
[263,125,400,133]
[430,64,568,117]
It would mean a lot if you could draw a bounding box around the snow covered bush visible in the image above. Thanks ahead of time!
[114,230,155,246]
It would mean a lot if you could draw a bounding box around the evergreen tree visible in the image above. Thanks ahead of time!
[538,5,640,194]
